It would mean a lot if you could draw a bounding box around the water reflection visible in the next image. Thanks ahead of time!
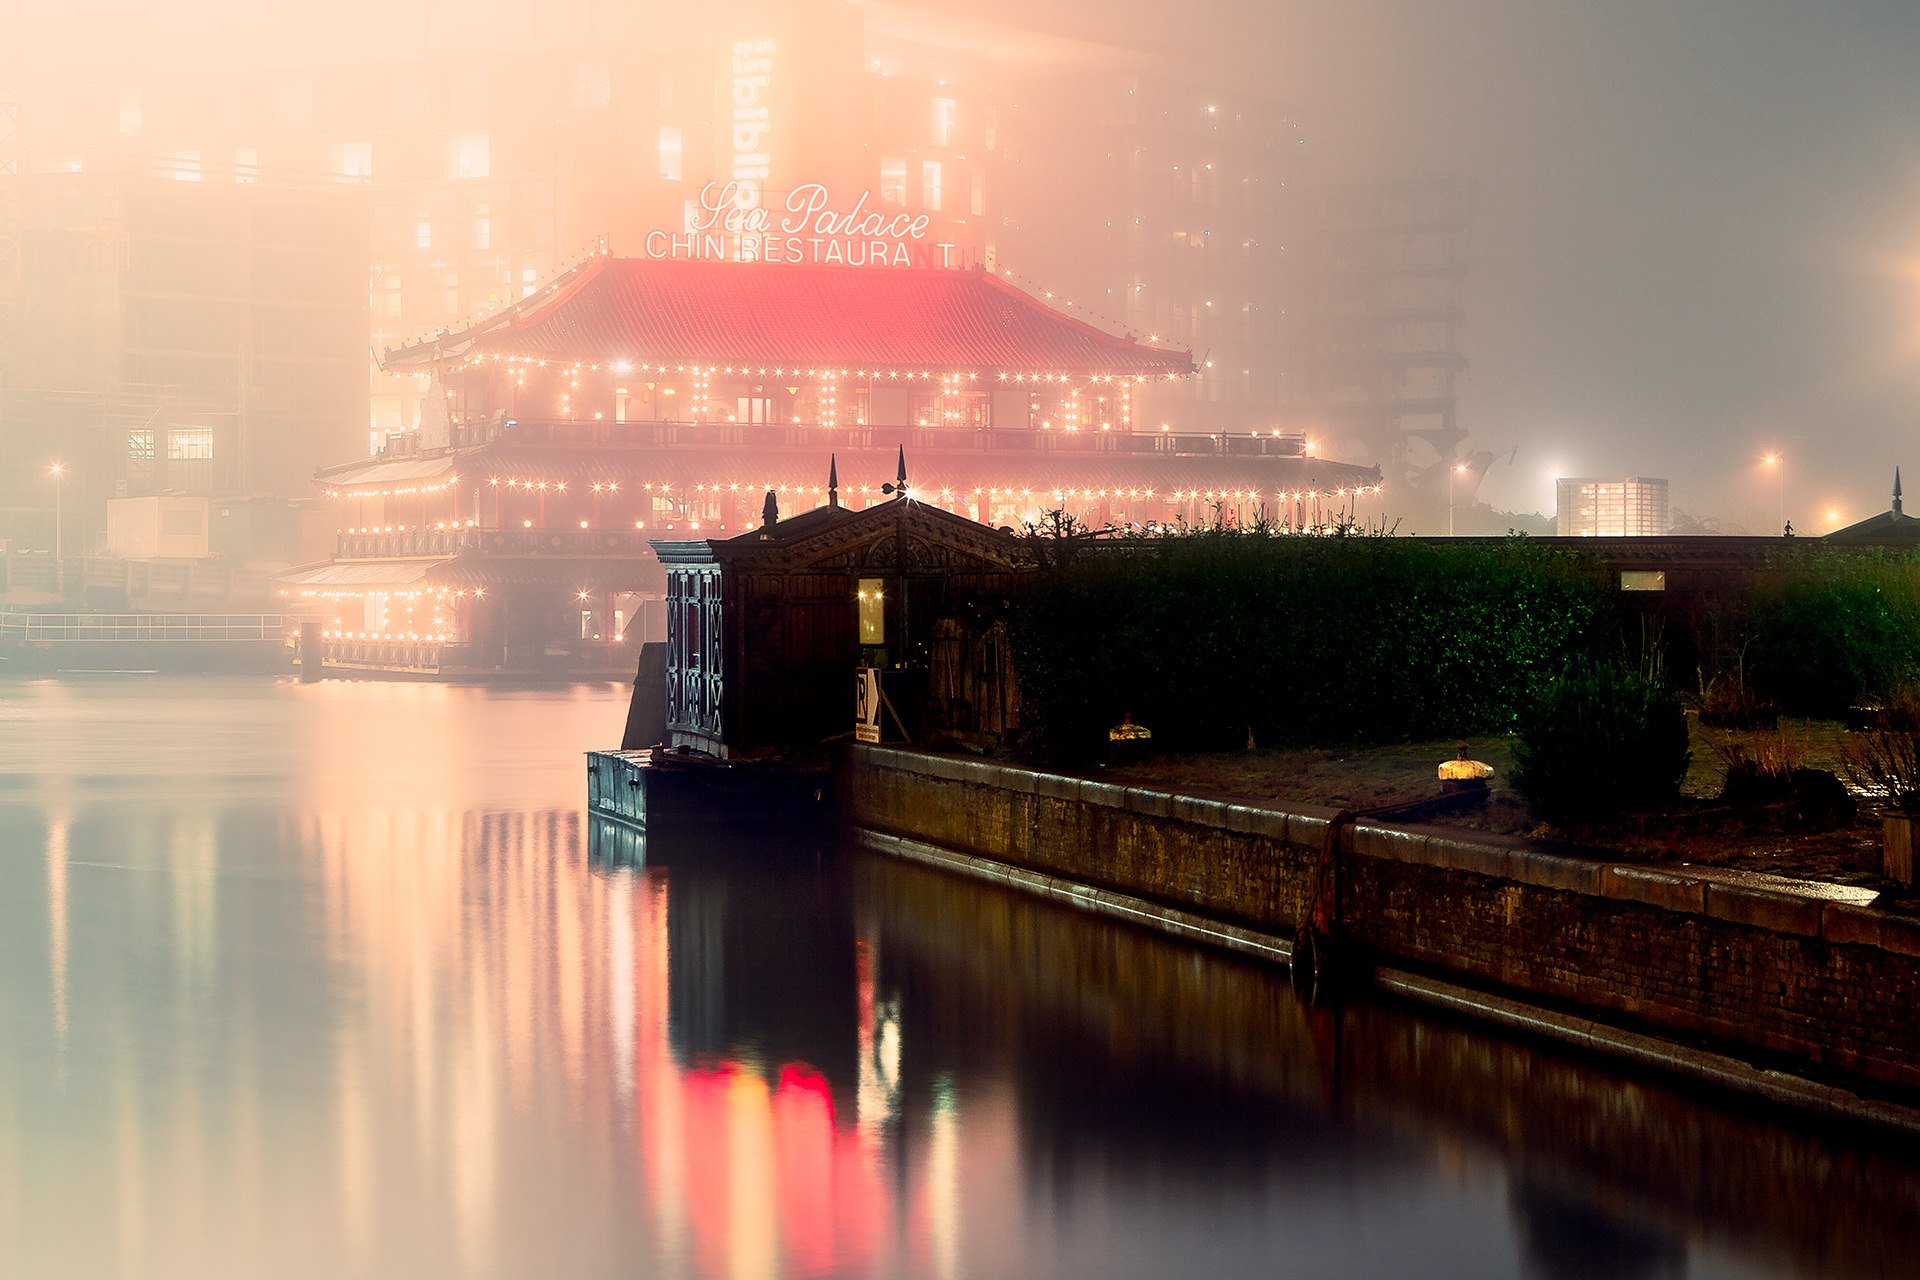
[2,677,1918,1278]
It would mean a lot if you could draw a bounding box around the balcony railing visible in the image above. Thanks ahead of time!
[370,416,1312,462]
[0,613,288,643]
[335,527,655,559]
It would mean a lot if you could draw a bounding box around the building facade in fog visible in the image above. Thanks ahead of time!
[0,169,367,561]
[1555,477,1670,537]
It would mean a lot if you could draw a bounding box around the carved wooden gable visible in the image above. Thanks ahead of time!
[719,500,1025,577]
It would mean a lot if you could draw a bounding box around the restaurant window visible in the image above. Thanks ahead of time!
[330,141,373,180]
[879,157,908,206]
[736,396,773,424]
[858,579,885,644]
[449,134,490,180]
[167,427,215,461]
[931,97,957,147]
[572,58,611,109]
[922,160,943,211]
[658,126,683,182]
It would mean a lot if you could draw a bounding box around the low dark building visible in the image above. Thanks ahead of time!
[652,466,1027,758]
[1826,471,1920,545]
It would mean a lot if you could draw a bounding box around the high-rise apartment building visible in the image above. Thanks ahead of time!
[1555,477,1671,537]
[0,169,367,554]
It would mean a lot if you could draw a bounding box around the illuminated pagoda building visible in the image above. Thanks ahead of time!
[283,248,1382,676]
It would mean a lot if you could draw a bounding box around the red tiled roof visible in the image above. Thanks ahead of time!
[387,257,1194,377]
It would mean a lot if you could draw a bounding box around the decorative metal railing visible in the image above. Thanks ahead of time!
[0,613,288,643]
[368,416,1313,461]
[334,527,653,559]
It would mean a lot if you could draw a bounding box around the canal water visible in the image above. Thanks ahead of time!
[2,678,1917,1279]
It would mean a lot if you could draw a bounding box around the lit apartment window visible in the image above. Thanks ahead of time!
[167,427,215,461]
[658,126,683,181]
[984,106,997,150]
[521,266,538,299]
[330,141,373,180]
[474,203,492,250]
[879,157,908,206]
[970,169,986,217]
[120,90,143,137]
[127,429,156,461]
[384,277,402,319]
[234,148,259,184]
[931,97,957,147]
[165,151,202,182]
[442,272,460,315]
[450,134,490,180]
[415,219,432,250]
[922,161,943,211]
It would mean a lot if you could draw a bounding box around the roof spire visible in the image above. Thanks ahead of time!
[881,447,911,499]
[828,455,839,508]
[762,489,779,527]
[1897,467,1905,517]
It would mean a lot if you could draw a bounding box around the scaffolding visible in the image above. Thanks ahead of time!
[1282,173,1469,483]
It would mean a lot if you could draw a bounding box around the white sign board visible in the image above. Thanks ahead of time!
[855,668,881,743]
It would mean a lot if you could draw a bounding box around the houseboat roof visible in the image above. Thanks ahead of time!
[383,256,1195,378]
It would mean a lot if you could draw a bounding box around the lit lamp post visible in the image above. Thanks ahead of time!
[47,461,66,597]
[1763,452,1786,535]
[1447,461,1468,536]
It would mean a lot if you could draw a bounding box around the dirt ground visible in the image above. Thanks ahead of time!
[1094,716,1902,898]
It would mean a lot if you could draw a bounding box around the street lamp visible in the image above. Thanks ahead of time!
[1448,462,1469,536]
[1762,452,1786,535]
[47,461,66,596]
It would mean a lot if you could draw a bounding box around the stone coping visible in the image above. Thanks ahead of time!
[851,745,1907,953]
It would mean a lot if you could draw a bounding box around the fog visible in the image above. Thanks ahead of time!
[9,0,1920,531]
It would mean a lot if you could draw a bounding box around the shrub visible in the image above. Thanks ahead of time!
[1007,531,1617,764]
[1838,687,1920,814]
[1512,658,1691,824]
[1715,729,1805,809]
[1745,558,1920,716]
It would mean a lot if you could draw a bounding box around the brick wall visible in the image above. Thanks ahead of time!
[840,745,1920,1093]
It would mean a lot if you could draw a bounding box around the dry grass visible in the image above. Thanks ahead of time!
[1094,715,1892,892]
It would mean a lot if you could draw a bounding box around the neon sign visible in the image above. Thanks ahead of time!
[730,39,776,211]
[645,181,959,268]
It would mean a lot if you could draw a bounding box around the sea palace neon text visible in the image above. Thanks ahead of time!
[644,181,960,268]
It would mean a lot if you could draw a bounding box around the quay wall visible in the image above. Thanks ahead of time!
[838,744,1920,1095]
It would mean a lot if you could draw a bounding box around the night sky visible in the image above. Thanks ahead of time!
[1264,0,1920,528]
[953,0,1920,526]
